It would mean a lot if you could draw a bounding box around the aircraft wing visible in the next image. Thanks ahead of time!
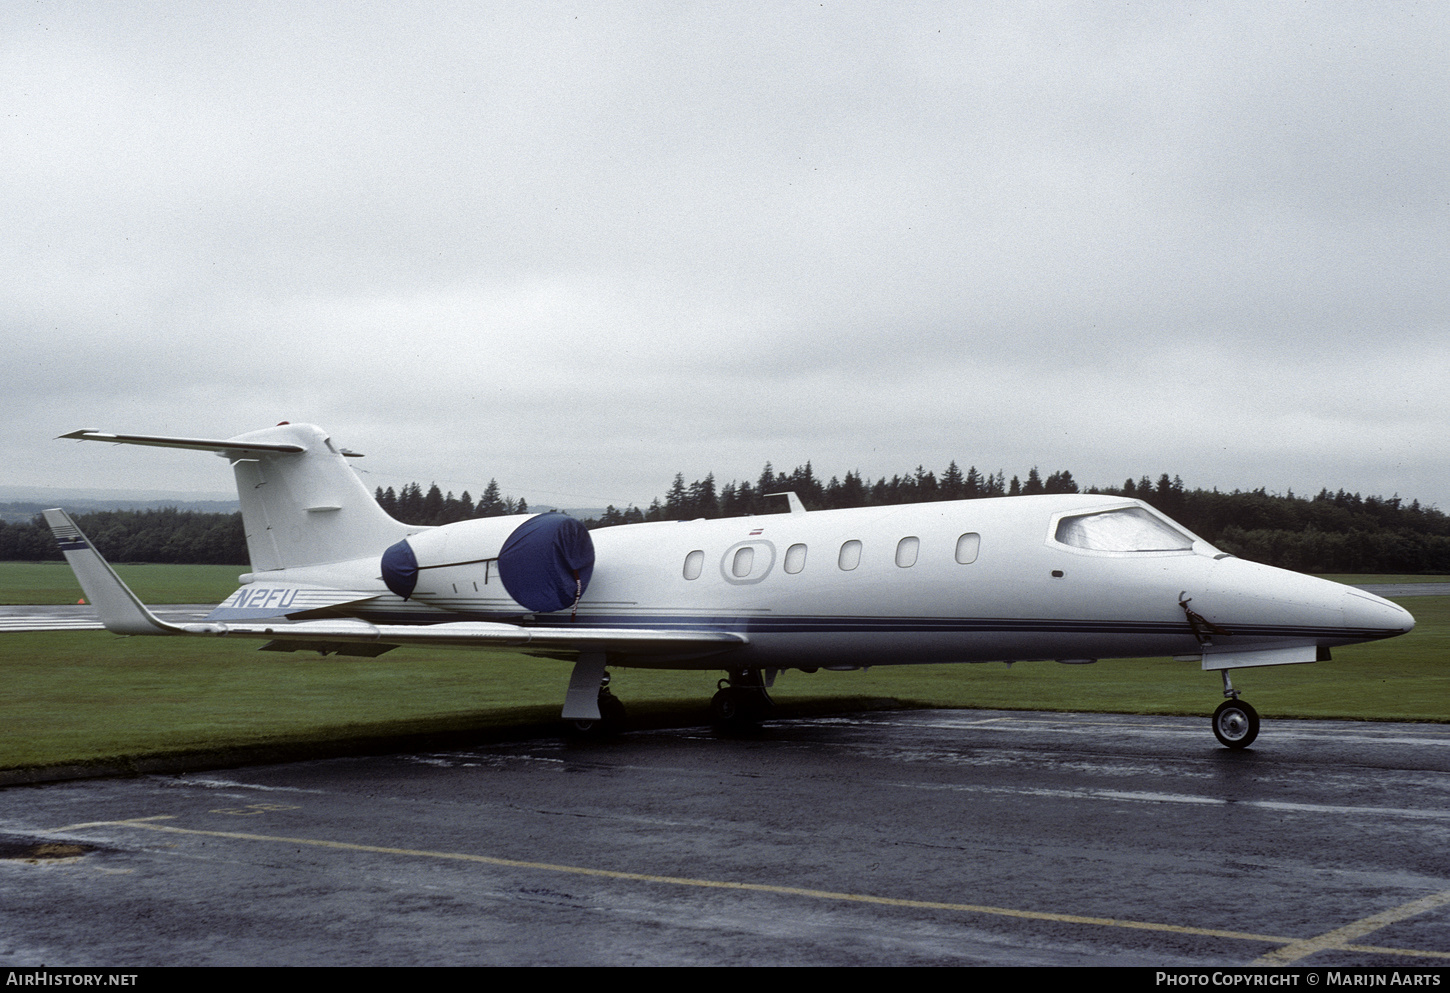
[41,509,746,658]
[182,618,746,657]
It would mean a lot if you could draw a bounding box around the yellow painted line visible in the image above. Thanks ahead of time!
[1254,889,1450,965]
[50,816,1450,961]
[52,815,175,831]
[58,817,1295,943]
[1341,944,1450,960]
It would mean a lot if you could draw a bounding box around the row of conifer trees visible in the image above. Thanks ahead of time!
[2,461,1446,573]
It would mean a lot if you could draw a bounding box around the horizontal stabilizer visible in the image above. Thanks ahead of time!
[58,430,307,456]
[60,422,394,572]
[42,509,184,636]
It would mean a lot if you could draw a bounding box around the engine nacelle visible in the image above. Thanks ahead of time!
[380,513,595,614]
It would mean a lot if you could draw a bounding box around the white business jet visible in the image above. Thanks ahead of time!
[47,422,1414,748]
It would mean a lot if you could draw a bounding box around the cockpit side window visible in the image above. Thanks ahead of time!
[1055,507,1193,552]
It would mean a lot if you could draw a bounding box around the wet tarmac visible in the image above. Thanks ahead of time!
[1,710,1447,966]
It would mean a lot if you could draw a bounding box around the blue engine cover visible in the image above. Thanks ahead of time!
[498,513,595,613]
[381,513,595,612]
[380,538,418,600]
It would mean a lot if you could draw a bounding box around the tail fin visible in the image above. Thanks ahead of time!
[59,423,414,572]
[43,509,182,635]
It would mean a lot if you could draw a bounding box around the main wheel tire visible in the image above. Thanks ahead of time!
[569,693,627,738]
[711,687,761,728]
[598,692,627,725]
[1212,698,1260,749]
[711,687,742,723]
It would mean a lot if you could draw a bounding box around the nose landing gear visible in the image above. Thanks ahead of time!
[1212,670,1259,749]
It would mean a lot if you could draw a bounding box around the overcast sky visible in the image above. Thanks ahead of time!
[4,2,1446,513]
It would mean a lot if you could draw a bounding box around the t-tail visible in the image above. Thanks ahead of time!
[59,423,415,573]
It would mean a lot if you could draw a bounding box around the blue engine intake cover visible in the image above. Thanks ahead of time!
[498,513,595,613]
[380,538,418,599]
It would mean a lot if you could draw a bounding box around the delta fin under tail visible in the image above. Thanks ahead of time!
[42,509,184,635]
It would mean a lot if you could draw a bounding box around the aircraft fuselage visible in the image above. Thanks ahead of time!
[49,423,1416,746]
[332,494,1412,671]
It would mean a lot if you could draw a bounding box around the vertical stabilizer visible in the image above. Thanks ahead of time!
[224,423,414,571]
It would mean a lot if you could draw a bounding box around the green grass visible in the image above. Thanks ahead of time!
[1,596,1445,772]
[0,560,245,605]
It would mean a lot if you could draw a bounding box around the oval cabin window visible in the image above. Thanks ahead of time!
[838,540,862,571]
[895,536,919,568]
[955,533,980,565]
[732,546,755,578]
[784,543,807,574]
[683,549,704,580]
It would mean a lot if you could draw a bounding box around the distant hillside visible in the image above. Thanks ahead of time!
[0,484,235,502]
[0,498,239,524]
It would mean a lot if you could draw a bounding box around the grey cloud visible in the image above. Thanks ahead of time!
[2,2,1444,512]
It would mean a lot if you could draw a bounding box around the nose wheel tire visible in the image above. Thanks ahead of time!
[1212,698,1260,749]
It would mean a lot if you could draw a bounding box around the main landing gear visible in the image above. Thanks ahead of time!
[570,676,627,736]
[563,655,628,737]
[1212,670,1260,749]
[711,668,774,730]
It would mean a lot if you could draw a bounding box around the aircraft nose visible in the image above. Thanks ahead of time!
[1342,589,1415,638]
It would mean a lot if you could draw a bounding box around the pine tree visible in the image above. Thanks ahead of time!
[398,482,425,522]
[964,466,982,499]
[477,479,504,517]
[665,473,688,518]
[690,473,719,518]
[756,463,778,507]
[941,461,964,501]
[913,466,939,503]
[422,483,444,524]
[1045,470,1078,494]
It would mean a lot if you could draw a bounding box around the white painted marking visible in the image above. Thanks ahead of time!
[163,778,324,794]
[889,782,1450,820]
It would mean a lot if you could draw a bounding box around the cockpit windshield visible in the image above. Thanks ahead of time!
[1054,507,1193,552]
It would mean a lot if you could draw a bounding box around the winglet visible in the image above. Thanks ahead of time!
[42,509,183,635]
